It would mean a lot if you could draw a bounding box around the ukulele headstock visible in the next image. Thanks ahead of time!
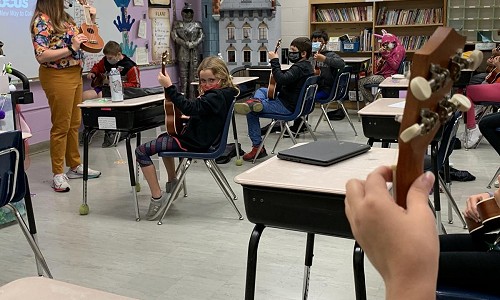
[394,27,483,208]
[274,39,282,54]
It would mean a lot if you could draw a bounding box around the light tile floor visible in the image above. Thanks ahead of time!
[0,108,498,299]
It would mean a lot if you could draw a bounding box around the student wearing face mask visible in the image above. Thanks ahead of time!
[82,41,141,147]
[135,56,240,220]
[235,37,314,161]
[358,30,405,103]
[289,30,345,134]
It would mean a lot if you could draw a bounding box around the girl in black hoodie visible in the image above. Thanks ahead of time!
[135,56,239,220]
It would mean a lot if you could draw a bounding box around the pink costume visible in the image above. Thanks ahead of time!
[465,83,500,128]
[373,30,406,78]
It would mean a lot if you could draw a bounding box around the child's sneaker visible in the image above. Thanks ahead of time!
[464,126,482,149]
[234,99,263,115]
[66,164,102,179]
[146,192,168,221]
[52,173,70,192]
[242,146,268,161]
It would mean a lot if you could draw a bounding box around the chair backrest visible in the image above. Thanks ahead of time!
[0,130,25,206]
[332,69,351,102]
[296,75,320,117]
[206,97,236,157]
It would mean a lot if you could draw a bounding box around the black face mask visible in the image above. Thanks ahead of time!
[288,51,301,63]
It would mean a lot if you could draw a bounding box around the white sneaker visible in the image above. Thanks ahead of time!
[495,180,499,188]
[52,174,70,192]
[66,164,102,179]
[464,127,482,149]
[146,192,168,221]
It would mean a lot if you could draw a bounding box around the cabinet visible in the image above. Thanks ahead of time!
[448,0,500,42]
[309,0,447,60]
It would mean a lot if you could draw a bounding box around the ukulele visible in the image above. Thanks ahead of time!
[267,39,282,100]
[77,0,104,53]
[485,67,500,84]
[394,27,483,210]
[314,43,326,76]
[466,195,500,235]
[90,73,107,88]
[162,49,184,136]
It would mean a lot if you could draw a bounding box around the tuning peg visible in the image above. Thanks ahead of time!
[448,94,471,112]
[410,76,432,101]
[467,50,483,71]
[400,123,423,143]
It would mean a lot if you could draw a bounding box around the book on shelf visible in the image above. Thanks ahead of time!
[314,6,372,23]
[376,7,443,25]
[374,35,430,51]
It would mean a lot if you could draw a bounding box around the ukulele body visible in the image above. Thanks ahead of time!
[80,23,104,53]
[466,197,500,235]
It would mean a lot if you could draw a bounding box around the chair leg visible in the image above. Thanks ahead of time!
[204,160,243,220]
[313,105,327,132]
[487,167,500,189]
[302,117,317,141]
[6,204,53,278]
[210,161,237,200]
[175,158,187,197]
[427,200,447,234]
[158,158,192,225]
[253,120,277,164]
[438,175,467,229]
[338,101,358,136]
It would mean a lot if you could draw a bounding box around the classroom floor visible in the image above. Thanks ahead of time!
[0,107,497,299]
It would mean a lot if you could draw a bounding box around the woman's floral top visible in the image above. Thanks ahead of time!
[31,12,83,69]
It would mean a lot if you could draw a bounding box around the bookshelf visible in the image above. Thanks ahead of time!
[309,0,447,60]
[448,0,500,42]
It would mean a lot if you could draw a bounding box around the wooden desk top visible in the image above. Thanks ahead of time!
[378,77,409,88]
[78,93,164,108]
[234,147,397,195]
[191,76,259,86]
[358,98,405,116]
[0,277,136,299]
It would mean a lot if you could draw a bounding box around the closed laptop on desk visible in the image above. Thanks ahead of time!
[277,141,371,167]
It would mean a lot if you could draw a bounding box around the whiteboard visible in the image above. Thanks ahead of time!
[0,0,122,79]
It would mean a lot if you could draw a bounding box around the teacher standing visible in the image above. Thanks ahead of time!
[30,0,101,193]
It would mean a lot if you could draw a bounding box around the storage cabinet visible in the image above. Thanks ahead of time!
[448,0,500,42]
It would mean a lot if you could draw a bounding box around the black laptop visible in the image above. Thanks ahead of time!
[277,140,371,167]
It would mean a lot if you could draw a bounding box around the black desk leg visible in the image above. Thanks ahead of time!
[353,241,366,300]
[245,223,266,300]
[125,134,140,221]
[22,175,42,275]
[431,141,445,234]
[302,233,315,300]
[80,128,90,215]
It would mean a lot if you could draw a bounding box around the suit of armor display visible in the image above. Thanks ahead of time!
[171,3,204,97]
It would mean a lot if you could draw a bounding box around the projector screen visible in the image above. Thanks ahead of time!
[0,0,122,79]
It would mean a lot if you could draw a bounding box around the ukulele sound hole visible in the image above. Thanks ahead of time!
[85,28,95,34]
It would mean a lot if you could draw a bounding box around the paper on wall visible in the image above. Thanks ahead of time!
[138,19,147,39]
[135,47,149,65]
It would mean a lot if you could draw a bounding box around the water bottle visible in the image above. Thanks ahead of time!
[109,68,123,102]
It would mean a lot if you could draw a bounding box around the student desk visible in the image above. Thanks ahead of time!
[358,97,405,147]
[0,277,136,299]
[78,94,165,220]
[234,147,399,300]
[378,77,409,98]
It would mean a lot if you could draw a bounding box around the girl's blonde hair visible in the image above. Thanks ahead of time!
[197,56,240,96]
[30,0,75,34]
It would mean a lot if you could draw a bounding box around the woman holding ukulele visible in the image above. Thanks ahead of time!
[31,0,101,192]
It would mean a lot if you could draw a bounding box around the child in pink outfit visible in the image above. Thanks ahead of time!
[463,56,500,148]
[358,30,406,103]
